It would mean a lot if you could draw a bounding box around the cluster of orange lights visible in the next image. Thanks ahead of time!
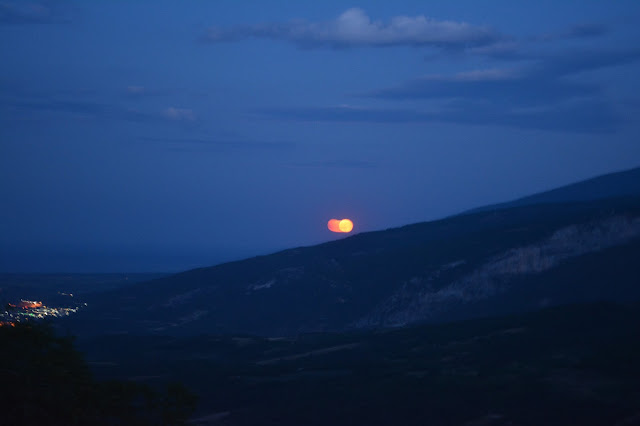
[328,218,354,233]
[8,301,43,310]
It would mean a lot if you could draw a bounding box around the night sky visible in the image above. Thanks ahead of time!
[2,1,640,273]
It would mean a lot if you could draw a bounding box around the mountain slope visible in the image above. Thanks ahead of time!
[64,166,640,337]
[69,196,640,336]
[467,165,640,213]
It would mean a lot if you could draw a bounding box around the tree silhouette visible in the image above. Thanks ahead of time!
[0,322,197,425]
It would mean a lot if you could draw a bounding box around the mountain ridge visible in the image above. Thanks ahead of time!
[464,165,640,214]
[69,195,640,337]
[65,166,640,336]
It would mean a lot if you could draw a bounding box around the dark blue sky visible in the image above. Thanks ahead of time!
[2,1,640,272]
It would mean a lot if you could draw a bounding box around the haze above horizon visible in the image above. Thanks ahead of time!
[2,1,640,273]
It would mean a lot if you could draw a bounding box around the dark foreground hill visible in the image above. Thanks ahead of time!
[68,194,640,336]
[80,302,640,426]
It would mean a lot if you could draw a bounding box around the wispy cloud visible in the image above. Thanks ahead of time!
[287,46,635,132]
[532,23,609,42]
[125,86,161,98]
[1,94,199,126]
[201,8,503,49]
[139,137,295,153]
[364,67,597,107]
[124,85,180,99]
[260,105,429,124]
[259,100,619,134]
[371,47,640,99]
[531,48,640,77]
[0,1,71,25]
[464,21,611,60]
[4,98,156,123]
[288,160,376,169]
[162,107,196,122]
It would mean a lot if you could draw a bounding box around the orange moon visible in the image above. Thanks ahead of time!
[328,218,354,233]
[327,219,341,232]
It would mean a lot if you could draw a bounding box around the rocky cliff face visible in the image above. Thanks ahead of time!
[353,215,640,328]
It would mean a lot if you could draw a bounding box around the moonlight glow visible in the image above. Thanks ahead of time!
[338,219,353,232]
[328,218,354,233]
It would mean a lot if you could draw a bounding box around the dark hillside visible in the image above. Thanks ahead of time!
[466,165,640,214]
[79,302,640,426]
[67,196,640,336]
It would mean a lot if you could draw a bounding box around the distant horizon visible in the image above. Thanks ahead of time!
[2,163,638,274]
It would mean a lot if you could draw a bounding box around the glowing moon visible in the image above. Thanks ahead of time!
[328,218,354,233]
[338,219,353,233]
[327,219,341,232]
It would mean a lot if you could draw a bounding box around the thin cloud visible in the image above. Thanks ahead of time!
[533,48,640,77]
[138,137,296,153]
[0,1,71,25]
[4,98,154,123]
[126,85,147,96]
[255,44,639,133]
[258,99,620,134]
[437,99,620,133]
[201,8,503,49]
[288,160,376,169]
[466,41,521,59]
[124,85,175,99]
[367,48,640,103]
[162,107,196,122]
[260,105,429,123]
[352,47,640,133]
[126,86,155,98]
[468,23,610,60]
[1,94,199,126]
[533,23,609,42]
[6,99,154,121]
[365,68,598,107]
